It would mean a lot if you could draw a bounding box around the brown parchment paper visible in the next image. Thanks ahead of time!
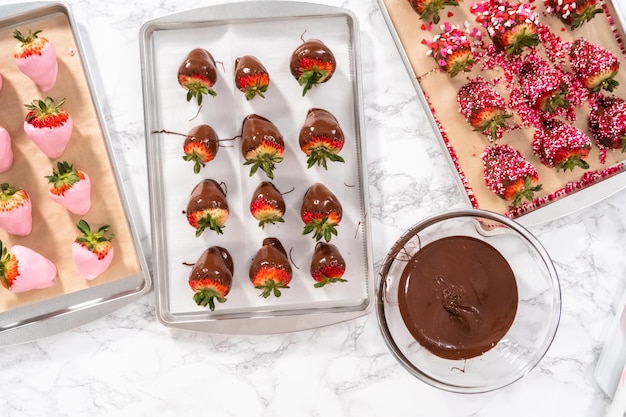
[0,11,141,312]
[381,0,626,217]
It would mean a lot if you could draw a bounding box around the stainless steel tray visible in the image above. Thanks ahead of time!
[140,1,373,334]
[0,1,151,345]
[378,0,626,227]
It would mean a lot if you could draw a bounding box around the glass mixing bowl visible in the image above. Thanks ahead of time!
[376,208,561,393]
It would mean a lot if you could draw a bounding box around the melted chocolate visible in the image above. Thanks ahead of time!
[249,237,291,281]
[234,55,268,81]
[299,108,344,149]
[300,183,342,220]
[186,179,228,215]
[289,39,336,80]
[241,114,284,156]
[178,48,217,84]
[398,235,518,360]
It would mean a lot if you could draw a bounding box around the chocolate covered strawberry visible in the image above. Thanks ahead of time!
[532,118,591,171]
[186,179,229,236]
[249,237,292,298]
[301,183,342,242]
[23,96,73,158]
[570,38,620,93]
[178,48,218,105]
[310,242,347,288]
[0,126,12,173]
[588,95,626,151]
[46,161,91,215]
[409,0,460,24]
[482,144,542,207]
[471,1,540,55]
[241,114,284,179]
[234,55,270,100]
[290,39,336,96]
[299,108,345,169]
[424,23,480,77]
[516,55,572,116]
[72,220,115,280]
[544,0,602,30]
[0,183,32,236]
[183,124,219,173]
[13,29,58,91]
[0,241,56,293]
[250,182,285,229]
[188,246,233,311]
[457,77,512,141]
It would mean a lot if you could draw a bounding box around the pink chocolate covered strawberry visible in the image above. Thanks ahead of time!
[544,0,602,30]
[457,77,512,141]
[13,29,58,91]
[588,95,626,152]
[0,126,13,173]
[24,96,73,158]
[188,246,233,311]
[482,144,543,207]
[249,237,292,298]
[72,220,115,280]
[0,183,32,236]
[46,161,91,215]
[0,241,56,293]
[570,38,620,93]
[310,242,347,288]
[532,118,591,171]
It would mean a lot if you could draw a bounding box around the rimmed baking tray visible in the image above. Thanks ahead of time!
[0,1,151,345]
[140,1,373,334]
[378,0,626,227]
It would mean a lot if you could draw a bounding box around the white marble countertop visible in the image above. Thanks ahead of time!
[2,0,626,415]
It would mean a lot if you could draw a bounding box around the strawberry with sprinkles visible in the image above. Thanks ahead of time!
[457,77,513,141]
[423,22,483,77]
[531,117,592,171]
[544,0,603,30]
[570,38,620,93]
[588,95,626,159]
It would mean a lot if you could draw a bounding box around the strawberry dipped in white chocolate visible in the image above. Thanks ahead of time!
[72,220,115,280]
[0,242,57,293]
[23,97,73,158]
[0,126,13,173]
[46,161,91,215]
[13,29,58,91]
[0,183,32,236]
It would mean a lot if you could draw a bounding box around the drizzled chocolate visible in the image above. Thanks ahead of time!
[186,179,228,217]
[398,235,518,360]
[241,114,284,157]
[299,108,344,149]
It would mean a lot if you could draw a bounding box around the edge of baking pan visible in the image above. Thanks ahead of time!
[0,1,152,346]
[376,0,626,228]
[140,1,373,334]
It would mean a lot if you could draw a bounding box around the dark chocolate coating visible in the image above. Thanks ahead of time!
[289,39,336,81]
[249,237,291,282]
[178,48,217,84]
[189,246,234,293]
[251,182,285,213]
[186,179,228,215]
[299,108,344,149]
[241,114,284,156]
[300,183,342,220]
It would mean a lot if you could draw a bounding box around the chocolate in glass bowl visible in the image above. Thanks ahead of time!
[376,209,561,393]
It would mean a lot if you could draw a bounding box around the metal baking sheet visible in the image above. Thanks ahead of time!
[0,1,151,345]
[140,1,373,334]
[378,0,626,227]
